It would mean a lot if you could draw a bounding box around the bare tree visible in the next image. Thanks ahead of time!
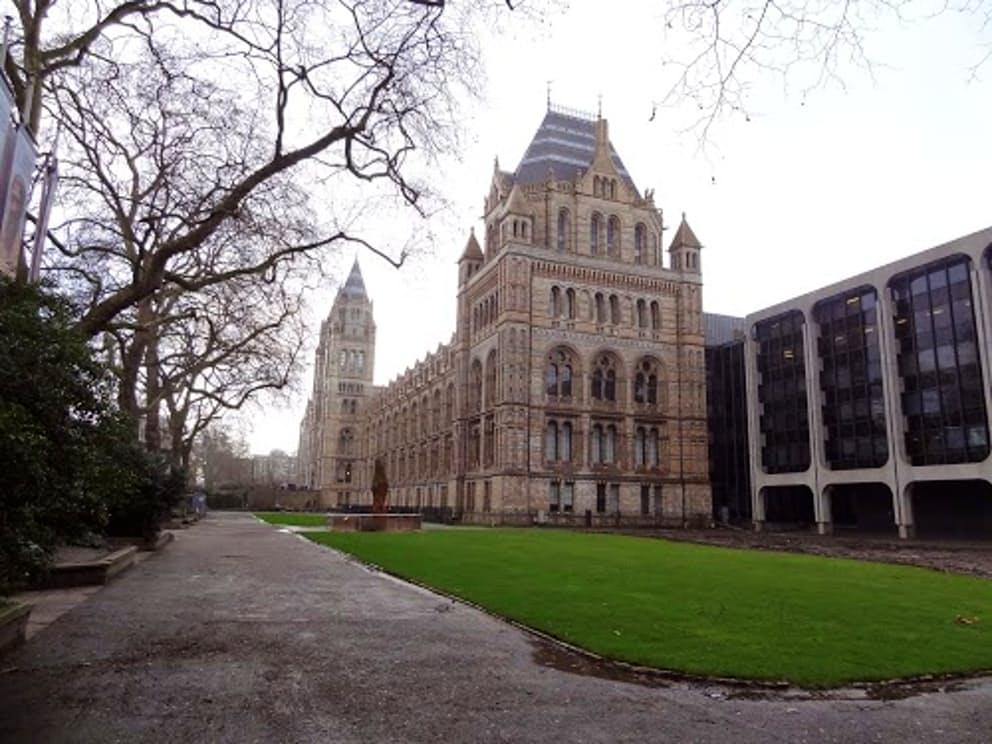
[156,272,309,471]
[659,0,992,139]
[17,0,503,336]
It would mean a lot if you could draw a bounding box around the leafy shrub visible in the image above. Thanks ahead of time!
[0,279,177,592]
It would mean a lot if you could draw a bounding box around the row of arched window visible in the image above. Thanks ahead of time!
[548,285,662,330]
[468,349,499,413]
[339,348,366,373]
[545,422,661,468]
[545,349,663,408]
[371,382,456,453]
[382,437,455,484]
[554,208,662,265]
[593,176,618,200]
[472,291,500,335]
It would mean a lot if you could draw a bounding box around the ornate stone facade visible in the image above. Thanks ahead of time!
[298,105,712,525]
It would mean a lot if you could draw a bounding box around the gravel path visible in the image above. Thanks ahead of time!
[1,512,990,743]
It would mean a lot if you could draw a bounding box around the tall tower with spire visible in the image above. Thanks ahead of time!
[297,259,376,505]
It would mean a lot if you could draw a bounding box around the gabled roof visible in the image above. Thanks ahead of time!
[514,108,637,190]
[669,214,703,250]
[459,229,483,262]
[340,258,368,300]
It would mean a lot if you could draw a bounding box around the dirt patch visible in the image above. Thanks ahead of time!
[597,528,992,580]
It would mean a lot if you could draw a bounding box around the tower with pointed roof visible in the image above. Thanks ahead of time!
[297,259,376,503]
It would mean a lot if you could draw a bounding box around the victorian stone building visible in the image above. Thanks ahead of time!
[298,105,712,525]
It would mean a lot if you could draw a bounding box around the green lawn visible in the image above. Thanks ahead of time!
[306,528,992,687]
[255,512,328,528]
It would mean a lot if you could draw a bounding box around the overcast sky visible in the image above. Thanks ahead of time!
[246,1,992,456]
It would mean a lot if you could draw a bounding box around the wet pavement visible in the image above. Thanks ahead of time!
[1,512,990,743]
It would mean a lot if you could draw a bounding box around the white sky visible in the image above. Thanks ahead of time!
[246,1,992,455]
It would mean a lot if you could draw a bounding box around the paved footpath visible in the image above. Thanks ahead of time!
[2,513,991,743]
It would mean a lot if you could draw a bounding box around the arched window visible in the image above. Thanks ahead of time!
[609,294,620,325]
[590,213,602,255]
[470,359,483,413]
[445,383,454,421]
[545,363,558,397]
[339,428,354,455]
[651,233,659,265]
[565,288,576,319]
[610,180,617,199]
[590,424,603,464]
[593,176,600,197]
[560,422,572,462]
[591,354,619,403]
[650,301,660,330]
[605,425,617,463]
[549,286,561,317]
[432,390,441,432]
[634,358,661,406]
[634,224,646,264]
[545,421,558,461]
[560,364,572,397]
[636,299,647,328]
[522,221,529,239]
[595,292,606,323]
[648,427,659,466]
[485,350,498,407]
[557,208,570,252]
[512,220,518,237]
[546,348,576,399]
[635,427,645,467]
[607,216,620,256]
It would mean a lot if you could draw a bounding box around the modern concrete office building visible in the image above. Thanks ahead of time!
[744,226,992,539]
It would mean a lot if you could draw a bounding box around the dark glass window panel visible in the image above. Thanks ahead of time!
[890,255,990,465]
[756,311,811,473]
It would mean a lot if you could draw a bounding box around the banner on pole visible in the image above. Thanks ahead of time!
[0,78,15,238]
[0,124,37,278]
[29,154,58,283]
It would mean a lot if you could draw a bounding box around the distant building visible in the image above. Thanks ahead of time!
[297,104,712,525]
[251,450,297,487]
[744,227,992,538]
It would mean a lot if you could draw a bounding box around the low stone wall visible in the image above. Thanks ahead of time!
[40,546,138,589]
[0,601,31,656]
[207,487,322,511]
[327,514,422,532]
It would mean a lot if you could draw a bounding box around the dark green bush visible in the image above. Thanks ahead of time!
[0,279,181,592]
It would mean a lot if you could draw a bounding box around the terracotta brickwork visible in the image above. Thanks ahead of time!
[299,107,712,525]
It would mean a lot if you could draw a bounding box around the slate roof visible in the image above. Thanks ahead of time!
[514,108,637,191]
[460,229,483,261]
[670,215,703,249]
[341,258,367,300]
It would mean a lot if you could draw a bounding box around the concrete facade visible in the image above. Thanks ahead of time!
[744,226,992,538]
[298,105,712,525]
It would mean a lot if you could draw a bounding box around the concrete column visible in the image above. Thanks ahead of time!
[743,332,765,529]
[753,487,766,530]
[877,287,912,537]
[970,262,992,456]
[801,314,829,534]
[816,485,834,535]
[898,483,916,540]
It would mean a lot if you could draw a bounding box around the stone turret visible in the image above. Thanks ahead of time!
[669,213,703,274]
[458,228,483,286]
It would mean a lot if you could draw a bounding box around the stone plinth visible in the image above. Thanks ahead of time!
[0,601,31,655]
[327,514,422,532]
